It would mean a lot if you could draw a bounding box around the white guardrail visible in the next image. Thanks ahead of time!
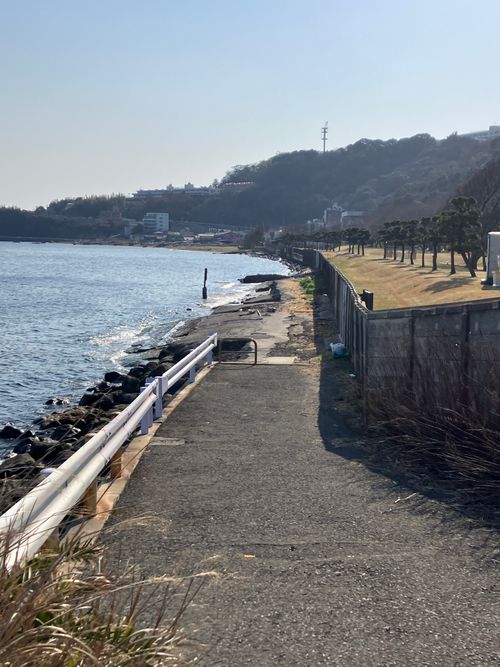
[0,333,217,569]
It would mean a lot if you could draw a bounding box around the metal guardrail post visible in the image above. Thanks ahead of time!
[154,376,164,419]
[189,367,196,383]
[207,334,214,365]
[140,379,156,434]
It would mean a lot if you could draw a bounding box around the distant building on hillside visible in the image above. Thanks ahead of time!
[132,183,218,199]
[340,210,365,228]
[323,202,343,228]
[459,125,500,141]
[131,181,254,199]
[142,212,169,235]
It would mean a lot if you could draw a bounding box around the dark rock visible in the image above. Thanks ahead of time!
[111,391,139,406]
[51,424,82,441]
[239,273,288,284]
[96,381,111,391]
[94,394,115,411]
[104,370,126,384]
[0,423,24,439]
[121,375,142,393]
[0,454,42,478]
[166,378,187,395]
[172,345,198,364]
[160,341,198,361]
[30,439,62,462]
[45,397,70,406]
[37,415,62,430]
[12,435,41,454]
[79,392,100,407]
[16,429,36,442]
[128,366,147,379]
[148,364,169,377]
[12,440,32,454]
[0,478,38,513]
[48,447,74,466]
[143,361,159,373]
[57,408,87,425]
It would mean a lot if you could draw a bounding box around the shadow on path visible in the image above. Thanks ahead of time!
[310,286,500,534]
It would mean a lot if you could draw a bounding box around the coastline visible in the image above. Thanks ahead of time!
[0,269,297,513]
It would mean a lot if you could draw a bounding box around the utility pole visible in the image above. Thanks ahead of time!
[321,121,328,153]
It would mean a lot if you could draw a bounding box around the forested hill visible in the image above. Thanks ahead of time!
[1,133,499,238]
[217,133,499,228]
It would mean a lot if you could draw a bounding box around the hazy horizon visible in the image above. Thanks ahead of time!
[2,0,499,209]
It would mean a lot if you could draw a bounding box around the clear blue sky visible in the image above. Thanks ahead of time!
[1,0,499,209]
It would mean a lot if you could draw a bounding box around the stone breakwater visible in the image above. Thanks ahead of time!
[0,276,285,514]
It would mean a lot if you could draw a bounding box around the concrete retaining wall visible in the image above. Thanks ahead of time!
[285,247,500,416]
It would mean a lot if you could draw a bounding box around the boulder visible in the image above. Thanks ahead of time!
[104,370,126,384]
[93,394,115,411]
[239,273,288,284]
[13,435,41,454]
[128,366,147,379]
[148,364,169,377]
[12,440,32,454]
[45,397,70,406]
[143,361,159,373]
[121,375,142,393]
[0,454,42,479]
[51,424,82,441]
[79,392,100,407]
[0,478,37,514]
[0,423,24,439]
[29,439,63,463]
[111,391,139,406]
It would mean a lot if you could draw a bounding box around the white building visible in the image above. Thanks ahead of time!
[142,212,169,235]
[340,210,364,229]
[459,125,500,141]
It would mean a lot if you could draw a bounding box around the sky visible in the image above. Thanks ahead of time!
[1,0,499,209]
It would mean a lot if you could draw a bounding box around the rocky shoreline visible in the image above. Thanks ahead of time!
[0,272,295,514]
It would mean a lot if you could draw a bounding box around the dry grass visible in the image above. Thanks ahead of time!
[323,248,499,310]
[0,523,212,666]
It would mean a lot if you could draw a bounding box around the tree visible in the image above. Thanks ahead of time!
[440,197,481,277]
[418,217,432,268]
[357,228,371,256]
[404,220,419,266]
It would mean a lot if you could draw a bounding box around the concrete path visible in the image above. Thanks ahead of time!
[104,361,499,665]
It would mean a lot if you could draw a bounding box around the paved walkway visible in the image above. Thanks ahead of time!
[104,361,499,665]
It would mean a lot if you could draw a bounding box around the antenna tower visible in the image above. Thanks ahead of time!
[321,121,328,153]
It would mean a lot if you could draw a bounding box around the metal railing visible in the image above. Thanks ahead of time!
[0,334,217,568]
[217,337,258,365]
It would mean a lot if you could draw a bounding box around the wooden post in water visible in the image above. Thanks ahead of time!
[202,268,208,300]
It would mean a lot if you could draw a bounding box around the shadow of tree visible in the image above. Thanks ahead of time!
[423,277,475,293]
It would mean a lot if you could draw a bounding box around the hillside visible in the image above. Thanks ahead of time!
[1,133,499,238]
[216,133,500,228]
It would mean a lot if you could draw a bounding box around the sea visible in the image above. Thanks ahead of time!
[0,242,287,439]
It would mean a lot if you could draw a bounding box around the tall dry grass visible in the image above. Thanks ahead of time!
[0,523,209,666]
[368,353,500,520]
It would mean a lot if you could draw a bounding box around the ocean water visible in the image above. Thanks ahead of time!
[0,242,287,430]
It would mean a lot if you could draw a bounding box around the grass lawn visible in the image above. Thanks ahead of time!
[323,248,500,310]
